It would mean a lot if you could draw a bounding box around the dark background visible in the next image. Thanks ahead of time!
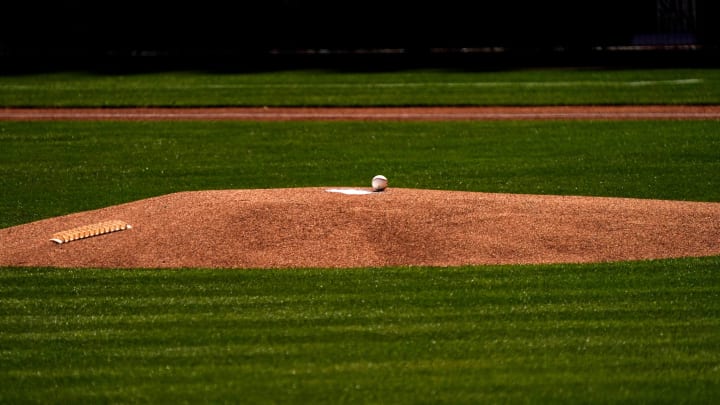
[1,1,718,70]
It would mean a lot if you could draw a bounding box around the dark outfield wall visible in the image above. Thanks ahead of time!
[0,1,717,63]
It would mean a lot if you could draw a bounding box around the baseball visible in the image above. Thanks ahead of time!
[372,175,388,191]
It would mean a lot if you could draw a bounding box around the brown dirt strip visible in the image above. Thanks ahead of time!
[1,188,719,269]
[2,106,720,121]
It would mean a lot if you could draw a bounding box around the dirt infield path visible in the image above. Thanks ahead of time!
[2,105,720,121]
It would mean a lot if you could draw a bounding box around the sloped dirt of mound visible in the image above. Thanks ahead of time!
[1,188,719,269]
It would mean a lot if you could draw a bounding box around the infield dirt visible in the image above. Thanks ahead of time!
[1,188,719,269]
[2,106,720,121]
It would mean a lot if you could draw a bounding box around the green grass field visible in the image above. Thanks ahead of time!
[1,68,720,106]
[1,68,719,403]
[1,120,719,228]
[2,261,719,403]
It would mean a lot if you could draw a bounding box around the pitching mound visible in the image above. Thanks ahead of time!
[1,188,719,269]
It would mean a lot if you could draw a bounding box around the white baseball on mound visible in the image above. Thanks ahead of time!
[372,175,388,191]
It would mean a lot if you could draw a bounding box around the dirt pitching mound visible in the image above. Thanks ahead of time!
[1,188,719,269]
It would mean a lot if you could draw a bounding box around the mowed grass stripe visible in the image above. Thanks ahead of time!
[0,78,704,89]
[1,69,719,106]
[1,261,719,403]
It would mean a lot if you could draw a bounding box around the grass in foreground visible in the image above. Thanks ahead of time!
[1,120,719,228]
[1,68,719,106]
[1,258,719,403]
